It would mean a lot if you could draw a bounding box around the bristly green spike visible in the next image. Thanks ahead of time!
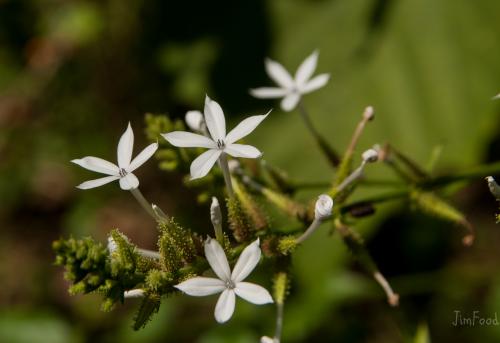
[261,187,307,222]
[410,190,475,246]
[233,178,268,232]
[133,293,161,331]
[226,196,253,242]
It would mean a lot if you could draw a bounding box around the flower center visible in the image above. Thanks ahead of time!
[225,280,235,289]
[119,168,128,177]
[216,139,225,149]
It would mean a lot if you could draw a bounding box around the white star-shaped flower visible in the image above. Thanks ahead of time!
[72,123,158,190]
[250,50,330,112]
[175,238,273,323]
[162,96,269,180]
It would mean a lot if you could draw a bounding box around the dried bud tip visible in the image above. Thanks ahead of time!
[388,293,400,307]
[314,194,333,220]
[363,106,375,121]
[462,234,474,247]
[362,149,379,163]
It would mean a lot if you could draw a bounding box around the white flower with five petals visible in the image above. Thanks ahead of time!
[162,96,269,180]
[175,238,273,323]
[250,50,330,112]
[72,123,158,190]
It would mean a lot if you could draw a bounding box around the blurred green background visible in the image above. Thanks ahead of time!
[1,0,500,342]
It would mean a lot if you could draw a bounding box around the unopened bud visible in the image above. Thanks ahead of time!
[152,204,169,222]
[314,194,333,221]
[363,106,375,121]
[486,176,500,200]
[124,289,145,298]
[185,110,204,132]
[210,197,223,242]
[107,237,117,254]
[362,148,379,163]
[261,337,279,343]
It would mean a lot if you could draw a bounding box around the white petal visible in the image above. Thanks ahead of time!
[231,239,261,282]
[185,110,204,132]
[265,58,294,89]
[128,143,158,172]
[204,96,226,141]
[295,50,318,86]
[234,282,273,305]
[225,144,262,159]
[190,149,221,180]
[261,336,277,343]
[300,73,330,94]
[117,122,134,169]
[119,173,139,190]
[76,175,119,189]
[204,237,231,281]
[214,289,236,323]
[124,289,145,298]
[249,87,288,99]
[175,277,226,296]
[280,93,300,112]
[162,131,216,149]
[71,157,119,175]
[225,111,270,144]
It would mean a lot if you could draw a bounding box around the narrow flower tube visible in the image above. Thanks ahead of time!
[211,197,224,243]
[296,194,333,244]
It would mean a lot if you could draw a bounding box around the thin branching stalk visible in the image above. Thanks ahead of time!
[296,218,323,244]
[130,188,159,221]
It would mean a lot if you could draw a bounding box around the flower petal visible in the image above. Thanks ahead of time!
[294,50,318,86]
[185,110,204,132]
[76,175,120,189]
[280,93,300,112]
[162,131,216,149]
[204,96,226,141]
[225,144,262,159]
[301,73,330,94]
[265,58,294,89]
[119,173,139,190]
[231,239,261,282]
[71,157,119,175]
[175,277,226,296]
[204,237,231,281]
[117,122,134,169]
[249,87,288,99]
[190,149,221,180]
[225,111,270,144]
[128,143,158,172]
[234,282,274,305]
[214,289,236,323]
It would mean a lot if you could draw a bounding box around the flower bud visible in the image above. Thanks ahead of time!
[261,337,279,343]
[363,106,375,121]
[362,148,379,163]
[185,110,204,132]
[314,194,333,221]
[210,197,223,242]
[107,236,117,254]
[124,289,145,298]
[486,176,500,200]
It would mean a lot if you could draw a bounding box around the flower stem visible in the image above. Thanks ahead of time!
[274,301,284,342]
[373,271,399,307]
[296,218,323,244]
[218,153,235,198]
[129,188,159,221]
[297,101,340,167]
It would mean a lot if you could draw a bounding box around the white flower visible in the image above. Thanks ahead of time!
[175,238,273,323]
[72,123,158,190]
[261,336,279,343]
[314,194,333,220]
[162,96,269,180]
[185,110,205,132]
[250,50,330,112]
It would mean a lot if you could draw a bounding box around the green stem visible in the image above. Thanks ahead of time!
[218,153,234,198]
[130,188,158,220]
